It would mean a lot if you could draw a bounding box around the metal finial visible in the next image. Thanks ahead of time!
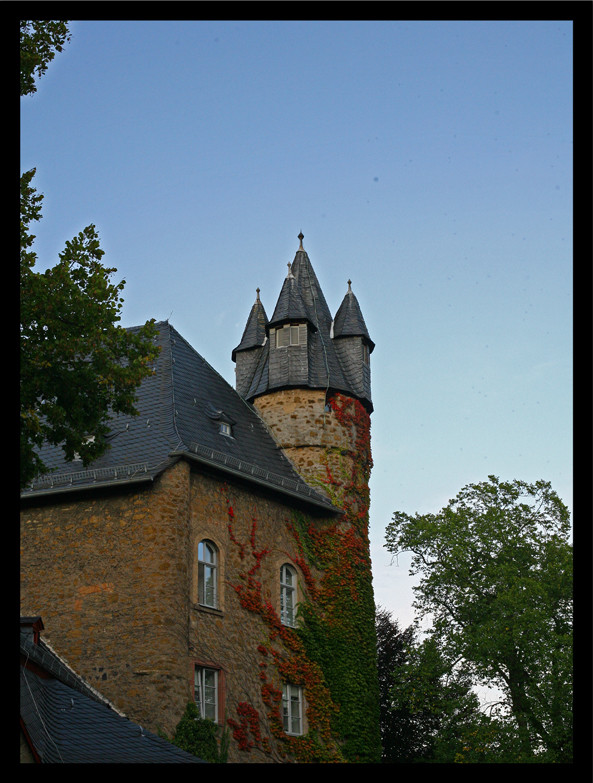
[347,279,352,292]
[256,287,260,301]
[298,231,304,250]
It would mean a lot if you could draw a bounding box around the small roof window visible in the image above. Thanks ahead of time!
[219,421,232,437]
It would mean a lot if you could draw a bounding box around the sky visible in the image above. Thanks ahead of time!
[20,18,573,631]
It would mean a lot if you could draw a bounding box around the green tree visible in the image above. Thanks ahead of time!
[375,606,421,762]
[20,21,159,488]
[170,702,229,763]
[376,606,493,763]
[385,476,572,762]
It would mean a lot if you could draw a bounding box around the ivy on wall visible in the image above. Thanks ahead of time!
[223,393,382,763]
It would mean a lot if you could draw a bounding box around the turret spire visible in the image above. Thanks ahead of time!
[232,235,373,412]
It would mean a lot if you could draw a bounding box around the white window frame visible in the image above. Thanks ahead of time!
[219,421,232,437]
[282,683,303,735]
[194,666,219,722]
[280,563,297,627]
[198,540,218,608]
[273,323,307,348]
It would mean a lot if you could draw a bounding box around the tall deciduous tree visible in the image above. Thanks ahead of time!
[384,476,572,762]
[20,21,159,488]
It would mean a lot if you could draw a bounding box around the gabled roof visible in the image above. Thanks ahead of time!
[20,617,205,764]
[21,321,337,513]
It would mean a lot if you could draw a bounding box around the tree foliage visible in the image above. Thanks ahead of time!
[20,21,160,488]
[20,20,71,97]
[376,607,496,763]
[384,476,572,762]
[169,702,229,763]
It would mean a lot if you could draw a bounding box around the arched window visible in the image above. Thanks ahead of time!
[280,563,297,627]
[198,540,218,608]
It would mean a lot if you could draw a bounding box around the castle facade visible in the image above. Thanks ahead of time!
[20,235,381,763]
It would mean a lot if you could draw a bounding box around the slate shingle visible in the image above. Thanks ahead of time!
[22,322,337,513]
[234,241,374,412]
[20,619,205,763]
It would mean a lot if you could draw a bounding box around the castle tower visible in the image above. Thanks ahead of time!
[232,234,381,761]
[232,233,375,489]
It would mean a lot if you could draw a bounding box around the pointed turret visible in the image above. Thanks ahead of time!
[332,280,374,405]
[268,263,313,330]
[232,288,269,397]
[232,233,373,412]
[333,280,375,350]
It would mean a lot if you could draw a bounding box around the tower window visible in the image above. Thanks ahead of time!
[362,342,370,366]
[272,323,307,348]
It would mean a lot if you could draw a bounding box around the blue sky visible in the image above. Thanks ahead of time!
[21,19,573,629]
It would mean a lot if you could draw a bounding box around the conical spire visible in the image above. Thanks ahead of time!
[269,263,312,329]
[232,233,373,412]
[232,288,268,360]
[287,233,333,333]
[333,279,375,352]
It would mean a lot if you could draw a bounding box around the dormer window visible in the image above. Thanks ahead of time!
[205,402,235,437]
[272,323,307,348]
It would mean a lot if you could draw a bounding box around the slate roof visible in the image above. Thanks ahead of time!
[235,239,374,412]
[231,289,268,360]
[268,263,316,329]
[21,321,337,513]
[20,617,205,763]
[333,281,375,351]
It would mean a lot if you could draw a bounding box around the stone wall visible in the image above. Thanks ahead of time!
[187,469,331,762]
[20,459,193,734]
[20,457,334,762]
[253,388,359,494]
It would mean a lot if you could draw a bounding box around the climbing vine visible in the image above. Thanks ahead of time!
[223,491,342,762]
[222,393,381,763]
[292,393,381,763]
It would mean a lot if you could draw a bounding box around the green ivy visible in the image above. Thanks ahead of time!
[287,394,382,763]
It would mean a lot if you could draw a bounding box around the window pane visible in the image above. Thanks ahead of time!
[282,684,302,734]
[195,667,218,722]
[198,541,217,607]
[281,565,296,626]
[291,687,301,734]
[204,565,216,606]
